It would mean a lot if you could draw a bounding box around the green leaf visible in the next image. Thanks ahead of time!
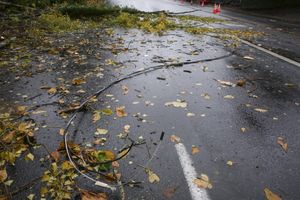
[101,108,113,116]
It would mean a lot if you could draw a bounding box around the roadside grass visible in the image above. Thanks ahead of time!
[185,27,262,40]
[0,2,260,43]
[174,15,225,23]
[110,12,177,34]
[38,12,99,32]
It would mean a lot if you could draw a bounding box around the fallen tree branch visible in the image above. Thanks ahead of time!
[0,1,35,9]
[63,52,233,191]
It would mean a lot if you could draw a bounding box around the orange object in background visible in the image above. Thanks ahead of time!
[212,3,221,14]
[216,3,221,13]
[212,3,218,13]
[199,0,206,6]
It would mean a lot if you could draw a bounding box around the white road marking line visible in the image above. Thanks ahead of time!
[240,39,300,68]
[175,143,210,200]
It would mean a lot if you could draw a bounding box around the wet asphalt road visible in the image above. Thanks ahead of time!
[104,1,300,200]
[1,0,300,199]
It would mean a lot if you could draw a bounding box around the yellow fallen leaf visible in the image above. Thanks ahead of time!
[40,187,48,197]
[193,178,209,189]
[18,122,28,132]
[88,96,98,103]
[17,105,27,112]
[0,169,7,183]
[170,135,181,143]
[187,112,195,117]
[227,160,233,166]
[224,95,235,99]
[264,188,281,200]
[47,87,57,94]
[165,101,187,108]
[116,106,127,117]
[243,56,254,60]
[101,150,115,161]
[27,194,35,200]
[61,161,73,170]
[201,93,211,100]
[145,168,160,183]
[236,79,246,87]
[101,108,113,116]
[42,173,50,182]
[59,128,65,136]
[32,110,47,115]
[58,98,65,104]
[193,174,212,189]
[96,128,108,135]
[2,131,15,143]
[240,127,247,133]
[93,111,101,123]
[122,85,129,95]
[277,137,288,152]
[105,59,116,65]
[217,80,235,87]
[4,179,13,186]
[117,148,129,159]
[254,108,268,113]
[72,78,85,85]
[25,153,34,161]
[124,125,130,133]
[77,89,86,93]
[58,141,81,154]
[93,138,103,145]
[191,146,200,155]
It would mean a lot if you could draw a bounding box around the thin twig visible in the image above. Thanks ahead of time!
[145,143,152,159]
[4,184,12,200]
[114,169,125,200]
[27,102,60,111]
[25,93,42,102]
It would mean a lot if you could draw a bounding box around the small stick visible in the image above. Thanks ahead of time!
[145,143,151,159]
[25,93,42,101]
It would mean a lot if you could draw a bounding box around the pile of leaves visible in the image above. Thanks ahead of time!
[0,110,35,197]
[37,140,122,199]
[38,12,100,33]
[41,162,77,200]
[0,108,120,199]
[112,12,176,34]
